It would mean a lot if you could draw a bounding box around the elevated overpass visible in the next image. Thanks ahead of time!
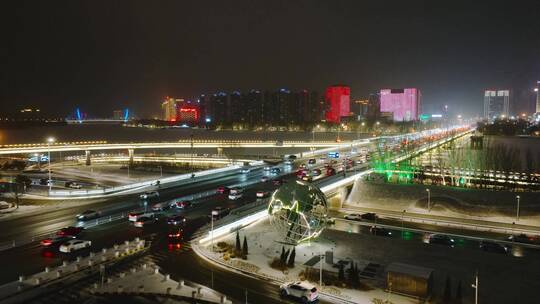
[0,140,353,156]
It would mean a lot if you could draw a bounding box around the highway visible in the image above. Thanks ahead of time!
[0,160,342,303]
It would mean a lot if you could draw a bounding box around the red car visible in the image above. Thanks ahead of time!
[217,186,230,194]
[40,236,75,247]
[175,200,192,209]
[56,226,84,237]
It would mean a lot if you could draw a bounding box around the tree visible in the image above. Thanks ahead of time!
[280,246,286,264]
[455,280,462,304]
[235,231,241,253]
[287,247,296,267]
[242,235,248,258]
[338,264,345,281]
[443,276,452,303]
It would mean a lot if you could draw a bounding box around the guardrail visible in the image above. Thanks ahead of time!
[0,213,126,252]
[48,164,245,197]
[335,217,540,250]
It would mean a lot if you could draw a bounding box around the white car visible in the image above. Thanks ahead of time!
[344,213,363,221]
[151,201,173,211]
[140,191,159,200]
[280,281,319,303]
[128,211,155,222]
[59,239,91,253]
[229,187,243,195]
[256,190,270,198]
[240,167,252,173]
[228,192,243,200]
[263,166,271,171]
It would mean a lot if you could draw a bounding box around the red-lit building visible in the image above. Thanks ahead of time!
[325,85,350,123]
[379,88,421,121]
[177,103,200,125]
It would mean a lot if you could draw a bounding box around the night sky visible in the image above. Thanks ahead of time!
[1,0,539,118]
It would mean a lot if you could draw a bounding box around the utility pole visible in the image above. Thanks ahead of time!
[426,188,431,212]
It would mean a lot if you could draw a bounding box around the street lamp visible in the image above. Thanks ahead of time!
[426,189,430,212]
[47,137,55,193]
[401,210,406,239]
[211,210,219,252]
[516,195,520,222]
[471,271,479,304]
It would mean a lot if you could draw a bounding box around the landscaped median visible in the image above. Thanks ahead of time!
[192,217,415,304]
[0,238,148,303]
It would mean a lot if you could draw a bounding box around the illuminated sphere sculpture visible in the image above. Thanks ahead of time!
[268,181,328,245]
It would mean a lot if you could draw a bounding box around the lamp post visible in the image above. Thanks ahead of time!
[211,210,218,252]
[426,188,430,212]
[401,210,406,239]
[471,271,479,304]
[516,195,520,222]
[319,251,325,287]
[47,137,55,193]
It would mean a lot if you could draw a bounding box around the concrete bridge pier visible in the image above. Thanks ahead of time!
[85,150,91,166]
[128,149,134,166]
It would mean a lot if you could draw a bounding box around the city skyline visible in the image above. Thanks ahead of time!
[1,1,539,118]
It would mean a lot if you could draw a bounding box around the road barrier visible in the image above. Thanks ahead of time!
[47,164,247,198]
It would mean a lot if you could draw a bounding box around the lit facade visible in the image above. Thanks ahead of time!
[379,88,421,121]
[483,89,510,119]
[325,85,350,123]
[178,103,200,124]
[162,97,183,121]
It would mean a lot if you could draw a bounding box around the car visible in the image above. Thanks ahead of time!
[134,216,158,227]
[370,226,392,237]
[140,191,159,200]
[261,176,270,182]
[263,166,271,171]
[299,163,307,169]
[287,155,297,160]
[326,168,336,176]
[167,215,186,226]
[128,211,155,222]
[273,179,285,186]
[256,190,270,198]
[210,207,230,219]
[428,234,455,247]
[168,228,184,241]
[56,226,84,237]
[175,200,192,209]
[360,213,377,221]
[301,175,312,182]
[507,234,538,244]
[76,210,100,221]
[152,201,173,211]
[39,178,50,186]
[479,241,508,254]
[228,192,244,200]
[344,213,362,221]
[65,181,82,189]
[270,167,281,174]
[279,281,319,303]
[240,167,252,174]
[312,169,321,176]
[216,186,230,194]
[284,160,293,166]
[308,158,316,165]
[229,187,243,195]
[40,236,75,247]
[296,169,307,178]
[59,239,91,253]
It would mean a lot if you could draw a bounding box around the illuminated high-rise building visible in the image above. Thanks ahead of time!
[535,81,540,114]
[324,85,350,123]
[379,88,421,121]
[483,89,510,120]
[161,97,183,121]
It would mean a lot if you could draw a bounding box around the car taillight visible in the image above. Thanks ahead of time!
[41,240,52,246]
[135,221,142,225]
